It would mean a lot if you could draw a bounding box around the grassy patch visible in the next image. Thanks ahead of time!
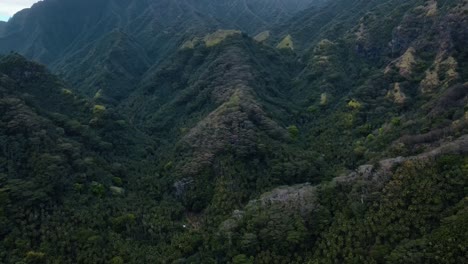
[204,30,241,47]
[276,34,294,50]
[253,31,270,42]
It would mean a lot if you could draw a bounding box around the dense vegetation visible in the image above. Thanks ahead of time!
[0,0,467,263]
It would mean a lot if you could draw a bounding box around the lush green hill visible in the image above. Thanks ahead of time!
[124,33,322,217]
[54,30,151,100]
[0,54,160,263]
[0,0,466,263]
[289,0,468,172]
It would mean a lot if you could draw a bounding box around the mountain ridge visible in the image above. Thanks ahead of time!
[0,0,327,101]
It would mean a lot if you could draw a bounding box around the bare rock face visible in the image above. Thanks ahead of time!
[219,218,239,232]
[417,135,468,158]
[246,183,318,215]
[220,134,468,233]
[110,186,125,196]
[219,183,318,232]
[173,178,194,197]
[384,47,416,79]
[337,135,468,190]
[386,83,407,104]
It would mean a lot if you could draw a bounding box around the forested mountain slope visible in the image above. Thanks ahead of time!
[124,33,320,215]
[0,0,466,263]
[0,54,159,263]
[283,0,468,175]
[53,30,151,101]
[0,0,325,99]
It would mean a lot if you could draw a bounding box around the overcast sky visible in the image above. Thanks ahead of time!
[0,0,41,21]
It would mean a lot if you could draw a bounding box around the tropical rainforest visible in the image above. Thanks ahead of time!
[0,0,467,263]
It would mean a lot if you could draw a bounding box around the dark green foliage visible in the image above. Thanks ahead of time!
[202,155,467,263]
[0,0,466,263]
[287,125,300,139]
[24,251,46,264]
[311,156,467,263]
[0,0,320,100]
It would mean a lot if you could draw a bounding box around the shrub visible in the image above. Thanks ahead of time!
[347,99,362,110]
[24,251,46,264]
[287,125,299,139]
[110,256,124,264]
[93,105,106,115]
[91,182,105,197]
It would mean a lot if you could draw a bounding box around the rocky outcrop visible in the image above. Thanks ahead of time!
[221,134,468,232]
[385,47,416,79]
[386,83,407,104]
[245,183,318,215]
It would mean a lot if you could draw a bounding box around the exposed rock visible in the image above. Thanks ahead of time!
[218,210,245,232]
[396,47,416,78]
[335,164,375,185]
[254,31,270,43]
[384,47,417,79]
[110,186,125,196]
[220,133,468,235]
[355,22,367,41]
[417,135,468,158]
[387,83,407,104]
[219,219,238,232]
[315,39,335,52]
[421,70,440,93]
[232,210,244,220]
[173,178,194,197]
[335,135,468,191]
[441,56,459,81]
[276,35,294,50]
[246,183,318,216]
[425,0,438,17]
[204,30,241,47]
[180,38,198,49]
[357,164,374,178]
[421,52,459,94]
[320,93,328,106]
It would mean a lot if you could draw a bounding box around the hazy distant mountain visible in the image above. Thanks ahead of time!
[0,0,324,64]
[0,21,5,35]
[0,0,326,99]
